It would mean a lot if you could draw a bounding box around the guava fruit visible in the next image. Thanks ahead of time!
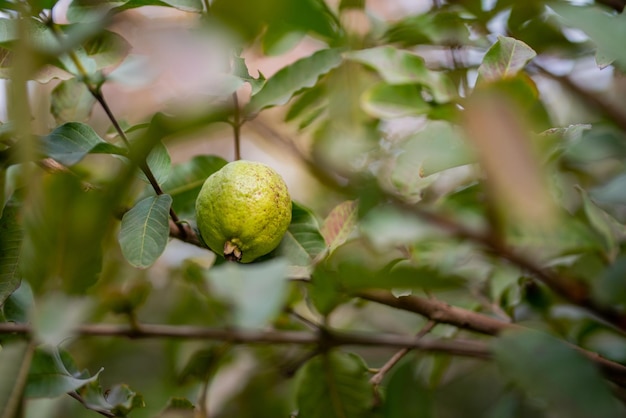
[195,160,292,263]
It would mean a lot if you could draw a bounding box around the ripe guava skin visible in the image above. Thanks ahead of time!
[195,160,292,263]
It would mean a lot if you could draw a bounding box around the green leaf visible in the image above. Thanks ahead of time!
[78,382,145,417]
[205,258,289,328]
[346,46,455,102]
[155,398,195,418]
[50,78,97,124]
[593,257,626,309]
[32,293,92,346]
[0,341,33,418]
[118,0,203,13]
[233,55,265,95]
[119,195,172,269]
[551,3,626,70]
[477,36,536,84]
[247,48,343,114]
[296,351,373,418]
[26,345,101,398]
[21,174,108,294]
[577,187,617,258]
[81,29,131,69]
[394,120,474,178]
[361,83,431,119]
[159,155,228,219]
[383,360,433,418]
[320,200,358,251]
[276,202,326,267]
[591,172,626,206]
[140,141,171,185]
[493,329,625,418]
[41,122,125,166]
[384,11,471,47]
[0,194,22,307]
[2,282,33,324]
[212,0,337,43]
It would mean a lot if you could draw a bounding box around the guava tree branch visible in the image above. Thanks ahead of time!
[358,289,626,387]
[370,320,436,389]
[357,289,517,336]
[404,204,626,333]
[0,322,490,359]
[2,321,625,386]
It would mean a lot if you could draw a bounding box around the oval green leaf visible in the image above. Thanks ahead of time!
[119,195,173,269]
[26,345,101,398]
[247,48,343,114]
[276,202,326,267]
[477,36,536,84]
[41,122,125,166]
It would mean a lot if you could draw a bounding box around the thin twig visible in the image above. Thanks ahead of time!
[404,204,626,333]
[0,322,490,358]
[370,320,436,386]
[232,92,242,160]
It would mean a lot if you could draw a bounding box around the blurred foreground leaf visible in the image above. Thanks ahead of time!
[26,345,101,398]
[0,341,33,418]
[0,194,22,306]
[296,351,373,418]
[21,173,110,294]
[493,329,625,418]
[205,258,289,328]
[346,46,455,102]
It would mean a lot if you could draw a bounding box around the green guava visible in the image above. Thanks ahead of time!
[195,160,292,263]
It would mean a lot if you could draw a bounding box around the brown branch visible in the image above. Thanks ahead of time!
[357,289,518,336]
[0,322,489,358]
[357,289,626,387]
[169,219,203,247]
[404,204,626,333]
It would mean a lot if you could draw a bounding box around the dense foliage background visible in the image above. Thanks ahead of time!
[2,0,626,417]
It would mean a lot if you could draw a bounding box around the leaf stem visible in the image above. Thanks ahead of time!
[369,320,436,386]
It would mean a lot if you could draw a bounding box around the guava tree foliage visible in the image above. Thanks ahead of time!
[2,0,626,416]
